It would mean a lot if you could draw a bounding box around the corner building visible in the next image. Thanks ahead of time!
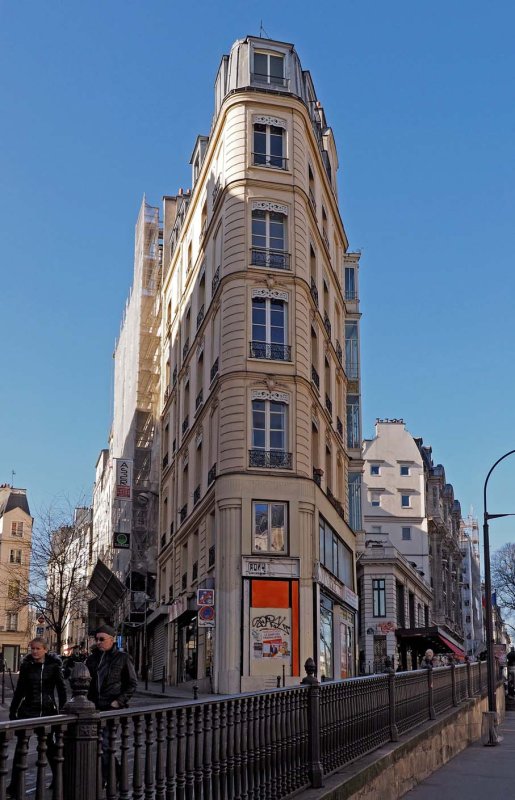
[159,37,363,693]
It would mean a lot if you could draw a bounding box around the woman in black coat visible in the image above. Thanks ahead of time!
[8,638,67,797]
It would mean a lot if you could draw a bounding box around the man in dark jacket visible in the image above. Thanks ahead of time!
[86,624,137,710]
[8,637,67,797]
[86,625,137,787]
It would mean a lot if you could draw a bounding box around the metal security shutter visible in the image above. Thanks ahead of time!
[150,620,167,681]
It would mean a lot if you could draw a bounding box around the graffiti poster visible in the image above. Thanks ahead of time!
[251,608,291,659]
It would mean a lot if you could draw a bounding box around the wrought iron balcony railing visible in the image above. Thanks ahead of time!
[325,394,332,416]
[311,365,320,390]
[196,305,205,330]
[324,312,332,338]
[208,463,217,485]
[250,72,289,89]
[195,390,204,412]
[208,545,215,567]
[252,153,288,169]
[179,505,187,524]
[310,277,318,306]
[250,247,291,270]
[309,187,316,213]
[193,485,201,506]
[249,341,291,361]
[336,416,343,439]
[182,338,190,360]
[313,467,323,486]
[249,449,293,469]
[336,340,343,364]
[212,266,220,295]
[210,357,219,383]
[212,176,221,204]
[182,415,189,435]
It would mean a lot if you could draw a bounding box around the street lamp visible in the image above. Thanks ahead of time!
[483,448,515,745]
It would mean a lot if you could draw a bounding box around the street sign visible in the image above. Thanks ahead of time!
[199,606,215,627]
[197,589,215,606]
[113,532,130,549]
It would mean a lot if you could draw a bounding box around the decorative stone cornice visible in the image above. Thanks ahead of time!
[253,115,287,129]
[251,288,288,302]
[251,200,289,216]
[251,389,290,404]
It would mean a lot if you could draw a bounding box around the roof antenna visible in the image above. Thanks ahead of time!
[259,20,271,39]
[11,470,15,486]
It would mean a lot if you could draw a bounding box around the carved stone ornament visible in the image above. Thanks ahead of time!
[253,115,287,129]
[251,201,289,216]
[251,288,288,302]
[251,389,290,404]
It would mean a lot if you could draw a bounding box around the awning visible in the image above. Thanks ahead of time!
[87,559,127,613]
[437,634,465,659]
[396,626,464,658]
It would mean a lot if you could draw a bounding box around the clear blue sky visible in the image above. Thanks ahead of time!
[2,1,515,550]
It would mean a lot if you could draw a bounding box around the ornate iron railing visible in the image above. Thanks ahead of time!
[193,485,201,505]
[0,661,490,800]
[207,463,217,485]
[249,341,291,361]
[249,449,293,469]
[310,277,318,306]
[211,266,220,295]
[196,304,205,330]
[311,365,320,390]
[250,247,291,270]
[210,357,219,383]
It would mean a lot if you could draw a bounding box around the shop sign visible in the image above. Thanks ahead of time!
[113,532,130,549]
[242,556,300,578]
[114,458,133,500]
[317,564,359,610]
[247,561,267,575]
[168,595,187,623]
[199,606,215,628]
[197,589,215,606]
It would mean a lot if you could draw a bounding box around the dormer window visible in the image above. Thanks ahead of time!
[252,51,286,87]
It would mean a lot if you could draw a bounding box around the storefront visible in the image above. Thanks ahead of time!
[241,556,300,689]
[316,563,358,679]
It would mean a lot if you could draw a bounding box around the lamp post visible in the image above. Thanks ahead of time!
[483,448,515,744]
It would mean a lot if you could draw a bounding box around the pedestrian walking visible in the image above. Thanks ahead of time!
[7,637,67,798]
[85,625,137,786]
[420,648,435,669]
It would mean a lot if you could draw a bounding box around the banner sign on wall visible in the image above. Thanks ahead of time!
[114,459,133,500]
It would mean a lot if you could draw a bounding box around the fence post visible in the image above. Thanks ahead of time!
[384,661,398,742]
[301,658,323,789]
[450,662,458,706]
[63,663,100,800]
[466,660,472,698]
[427,667,436,720]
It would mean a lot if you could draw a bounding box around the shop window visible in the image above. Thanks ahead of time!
[252,501,287,553]
[319,516,354,589]
[319,595,333,680]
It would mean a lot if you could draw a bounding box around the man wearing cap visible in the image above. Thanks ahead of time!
[86,625,137,711]
[86,625,137,788]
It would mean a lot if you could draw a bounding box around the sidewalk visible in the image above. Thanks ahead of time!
[403,709,515,799]
[134,678,232,703]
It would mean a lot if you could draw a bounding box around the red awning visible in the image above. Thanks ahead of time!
[438,634,464,659]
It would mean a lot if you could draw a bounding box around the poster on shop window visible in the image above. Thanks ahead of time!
[251,608,291,659]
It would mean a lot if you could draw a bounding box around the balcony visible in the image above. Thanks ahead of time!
[182,339,190,360]
[182,415,189,435]
[252,153,288,170]
[322,229,330,251]
[179,504,187,524]
[195,390,204,413]
[208,545,215,567]
[326,487,345,521]
[212,176,221,204]
[212,266,220,295]
[250,247,291,271]
[335,340,343,365]
[325,394,332,416]
[309,187,316,213]
[249,341,291,361]
[208,463,217,486]
[336,416,343,439]
[313,467,323,487]
[310,278,318,306]
[210,357,219,383]
[249,449,293,469]
[250,72,289,90]
[193,485,201,506]
[196,305,205,331]
[323,312,331,339]
[311,365,320,390]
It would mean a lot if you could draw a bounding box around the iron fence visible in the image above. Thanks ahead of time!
[0,661,490,800]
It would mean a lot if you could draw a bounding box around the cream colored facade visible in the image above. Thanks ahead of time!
[0,486,32,670]
[157,37,363,693]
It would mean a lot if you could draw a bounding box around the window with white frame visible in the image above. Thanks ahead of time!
[6,612,18,632]
[253,117,286,168]
[250,393,291,468]
[11,521,23,537]
[250,292,289,361]
[251,206,288,268]
[370,493,381,508]
[252,51,285,87]
[252,501,287,553]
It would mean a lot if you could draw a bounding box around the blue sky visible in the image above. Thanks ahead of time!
[2,1,515,549]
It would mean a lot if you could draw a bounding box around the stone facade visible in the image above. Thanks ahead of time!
[0,485,32,669]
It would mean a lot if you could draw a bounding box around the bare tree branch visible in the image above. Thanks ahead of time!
[492,542,515,619]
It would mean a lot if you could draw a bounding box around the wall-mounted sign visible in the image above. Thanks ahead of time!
[197,589,215,606]
[113,532,130,549]
[114,459,133,500]
[199,606,215,627]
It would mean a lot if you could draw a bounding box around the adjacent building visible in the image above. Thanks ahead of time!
[359,420,464,670]
[0,485,32,670]
[459,514,483,658]
[157,36,363,692]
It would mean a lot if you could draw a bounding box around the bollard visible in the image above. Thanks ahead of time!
[451,662,458,706]
[466,660,472,698]
[193,683,199,700]
[63,662,100,800]
[282,663,286,687]
[161,665,166,694]
[276,675,281,688]
[301,658,323,789]
[427,666,436,720]
[383,659,398,742]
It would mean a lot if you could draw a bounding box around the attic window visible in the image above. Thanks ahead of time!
[252,52,286,88]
